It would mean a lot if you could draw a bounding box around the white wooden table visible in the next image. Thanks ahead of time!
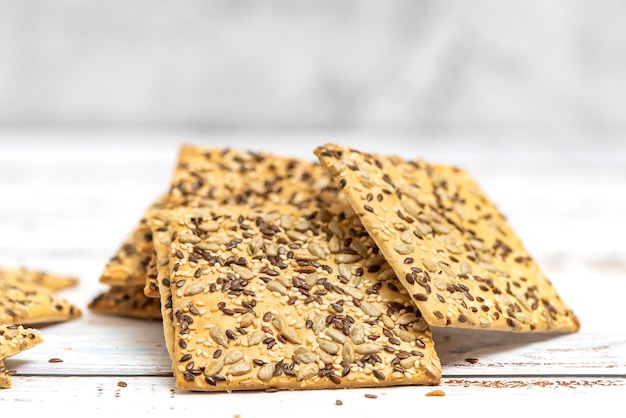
[1,131,624,415]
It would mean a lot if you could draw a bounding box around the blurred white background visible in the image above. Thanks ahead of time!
[1,0,624,136]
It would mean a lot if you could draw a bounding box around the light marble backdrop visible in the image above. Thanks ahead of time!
[0,0,625,132]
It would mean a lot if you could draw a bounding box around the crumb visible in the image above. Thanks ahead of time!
[117,381,128,388]
[465,357,479,364]
[364,394,377,399]
[335,399,343,406]
[48,358,63,363]
[425,389,446,397]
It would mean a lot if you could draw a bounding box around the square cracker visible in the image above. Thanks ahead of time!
[145,146,339,360]
[0,272,82,325]
[315,143,580,333]
[1,325,43,389]
[141,146,337,298]
[98,207,165,288]
[99,146,334,297]
[166,203,441,392]
[0,267,79,291]
[88,284,162,320]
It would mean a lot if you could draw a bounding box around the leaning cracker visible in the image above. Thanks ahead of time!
[165,145,333,210]
[145,148,339,359]
[99,214,163,287]
[168,204,441,392]
[88,285,162,320]
[1,325,43,389]
[0,267,79,291]
[0,275,82,325]
[141,146,336,297]
[100,146,335,295]
[315,144,580,333]
[143,250,161,298]
[145,207,213,361]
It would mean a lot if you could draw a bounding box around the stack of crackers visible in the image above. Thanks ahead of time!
[0,267,82,388]
[90,143,580,392]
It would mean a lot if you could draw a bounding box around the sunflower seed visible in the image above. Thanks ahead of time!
[297,363,320,381]
[318,339,339,355]
[257,363,275,382]
[355,343,381,355]
[227,362,252,376]
[209,327,229,348]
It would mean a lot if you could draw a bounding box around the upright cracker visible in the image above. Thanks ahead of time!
[0,267,79,291]
[143,250,160,298]
[141,146,336,297]
[167,203,441,392]
[315,144,580,333]
[0,274,82,325]
[145,207,213,360]
[145,147,339,358]
[166,145,334,209]
[98,214,163,288]
[88,285,162,320]
[1,325,43,389]
[99,146,335,295]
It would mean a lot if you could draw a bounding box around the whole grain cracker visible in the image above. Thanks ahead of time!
[315,143,580,333]
[0,325,43,389]
[145,207,214,360]
[99,146,334,296]
[88,284,162,320]
[0,267,79,291]
[144,147,339,359]
[0,274,82,325]
[98,211,164,288]
[167,203,441,392]
[143,250,160,298]
[141,146,336,296]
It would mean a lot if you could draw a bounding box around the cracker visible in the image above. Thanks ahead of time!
[315,143,580,333]
[166,203,441,392]
[145,147,338,359]
[0,325,43,389]
[0,273,82,325]
[0,267,79,291]
[145,207,213,361]
[88,285,162,320]
[141,146,336,294]
[99,146,334,296]
[143,250,160,298]
[98,215,161,287]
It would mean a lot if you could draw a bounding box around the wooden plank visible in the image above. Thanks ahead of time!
[2,376,623,415]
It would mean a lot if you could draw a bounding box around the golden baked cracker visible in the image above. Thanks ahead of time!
[167,204,441,392]
[139,146,336,296]
[88,285,162,320]
[166,145,333,209]
[0,369,9,388]
[99,146,335,295]
[145,147,340,359]
[98,215,160,287]
[315,143,580,333]
[145,207,210,361]
[0,274,82,325]
[143,250,160,298]
[0,325,43,389]
[0,267,79,291]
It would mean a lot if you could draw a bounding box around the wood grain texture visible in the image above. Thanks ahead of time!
[0,131,624,412]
